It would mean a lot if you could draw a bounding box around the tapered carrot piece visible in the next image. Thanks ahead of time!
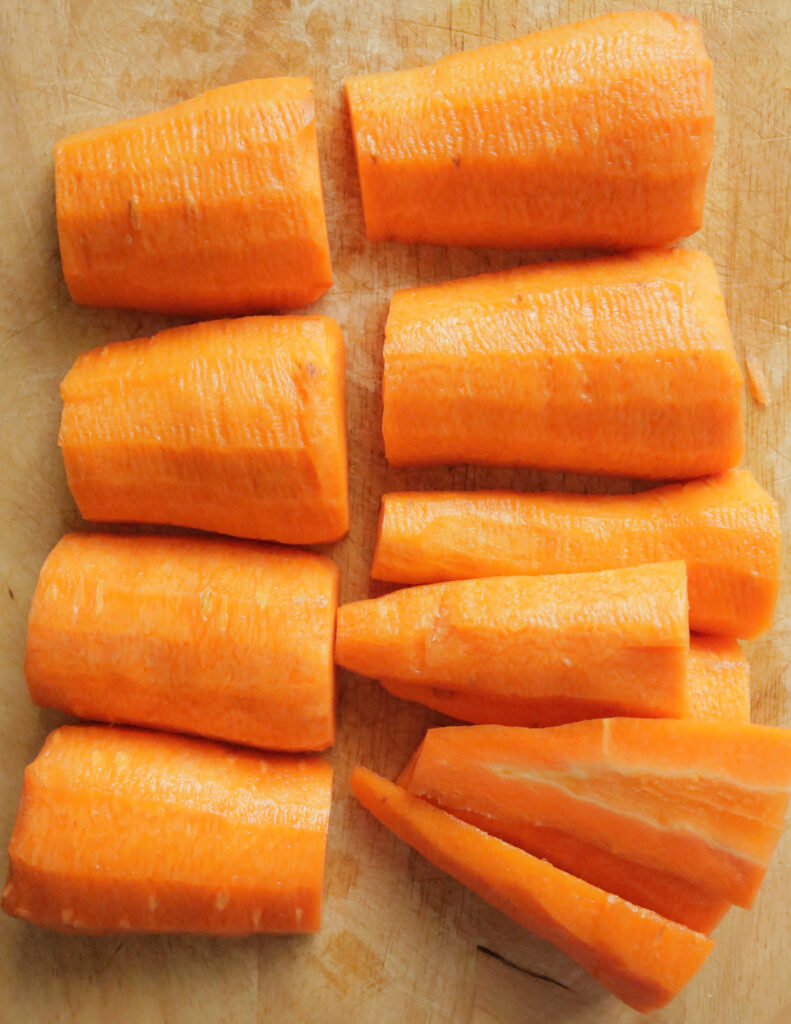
[25,533,338,751]
[346,11,713,249]
[405,720,791,908]
[386,636,749,729]
[383,249,744,479]
[687,636,750,723]
[372,470,779,638]
[336,562,690,723]
[56,78,332,314]
[352,767,713,1012]
[59,315,349,544]
[2,726,332,934]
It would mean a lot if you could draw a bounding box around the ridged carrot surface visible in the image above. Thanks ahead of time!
[59,316,349,544]
[352,767,713,1012]
[336,562,690,724]
[405,720,791,908]
[687,636,750,723]
[346,11,714,249]
[373,470,779,638]
[56,78,332,314]
[25,534,338,751]
[2,727,332,934]
[383,249,744,479]
[387,636,749,729]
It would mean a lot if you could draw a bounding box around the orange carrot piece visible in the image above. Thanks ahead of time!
[2,726,332,934]
[56,78,332,314]
[405,720,791,908]
[337,562,690,724]
[59,315,349,544]
[352,767,713,1012]
[383,249,744,478]
[385,636,749,730]
[346,11,713,249]
[745,351,771,406]
[372,470,779,639]
[687,636,750,723]
[25,533,338,752]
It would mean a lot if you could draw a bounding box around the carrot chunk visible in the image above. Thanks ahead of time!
[404,720,791,909]
[373,471,779,638]
[56,78,332,314]
[336,562,690,724]
[25,534,338,751]
[352,767,713,1012]
[346,12,714,249]
[383,249,743,479]
[59,315,349,544]
[2,727,332,934]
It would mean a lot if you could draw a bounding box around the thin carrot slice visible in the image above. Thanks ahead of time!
[372,470,779,638]
[351,767,713,1012]
[56,78,332,314]
[59,315,349,544]
[2,726,332,934]
[336,562,690,723]
[25,533,338,751]
[405,720,791,908]
[346,11,713,249]
[383,249,744,479]
[385,635,748,730]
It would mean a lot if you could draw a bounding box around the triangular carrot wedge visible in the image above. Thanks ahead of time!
[396,747,728,934]
[351,767,714,1013]
[387,635,750,728]
[405,720,791,908]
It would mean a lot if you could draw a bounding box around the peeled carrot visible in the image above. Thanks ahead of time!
[351,767,714,1012]
[372,470,779,639]
[346,11,714,249]
[25,533,338,751]
[336,562,690,724]
[687,636,749,723]
[405,720,791,909]
[2,726,332,934]
[387,636,748,730]
[56,78,332,314]
[59,315,349,544]
[383,249,744,479]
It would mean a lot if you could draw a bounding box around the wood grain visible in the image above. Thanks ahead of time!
[1,1,789,1021]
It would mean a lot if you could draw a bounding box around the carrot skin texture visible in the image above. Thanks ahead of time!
[385,635,749,729]
[372,470,779,639]
[25,534,338,751]
[687,636,750,723]
[337,562,690,724]
[351,768,714,1012]
[56,78,332,314]
[2,727,332,934]
[59,315,349,545]
[346,11,714,249]
[382,249,744,480]
[405,720,791,909]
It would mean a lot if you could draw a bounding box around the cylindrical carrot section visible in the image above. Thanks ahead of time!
[25,534,338,751]
[1,726,332,934]
[336,562,690,725]
[372,471,779,638]
[346,11,714,249]
[56,78,332,314]
[382,249,744,479]
[59,316,349,544]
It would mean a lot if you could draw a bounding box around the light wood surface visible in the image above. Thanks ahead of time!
[1,1,789,1021]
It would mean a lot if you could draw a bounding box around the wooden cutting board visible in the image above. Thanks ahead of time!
[1,1,789,1021]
